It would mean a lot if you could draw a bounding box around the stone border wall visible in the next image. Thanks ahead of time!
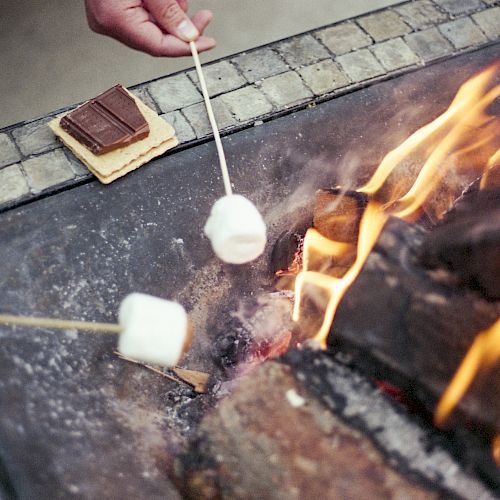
[0,0,499,212]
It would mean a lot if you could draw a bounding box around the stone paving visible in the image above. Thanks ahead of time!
[0,0,499,211]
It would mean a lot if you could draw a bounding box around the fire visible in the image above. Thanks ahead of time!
[293,203,388,347]
[434,319,500,427]
[293,62,500,349]
[480,148,500,189]
[494,435,500,466]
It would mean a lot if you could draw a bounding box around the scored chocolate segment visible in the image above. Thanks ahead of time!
[60,85,149,155]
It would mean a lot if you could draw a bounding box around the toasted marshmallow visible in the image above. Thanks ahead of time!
[204,195,267,264]
[118,293,191,367]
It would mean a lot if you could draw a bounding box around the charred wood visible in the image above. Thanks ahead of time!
[313,188,367,243]
[420,187,500,300]
[326,216,500,436]
[175,357,494,499]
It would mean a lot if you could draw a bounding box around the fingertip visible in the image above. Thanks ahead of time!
[177,19,199,42]
[196,37,216,52]
[199,9,213,22]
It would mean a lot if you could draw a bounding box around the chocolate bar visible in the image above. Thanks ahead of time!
[60,85,149,155]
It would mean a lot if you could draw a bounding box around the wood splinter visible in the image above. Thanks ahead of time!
[115,351,209,393]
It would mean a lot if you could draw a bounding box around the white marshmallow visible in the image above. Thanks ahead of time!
[118,293,190,367]
[204,195,267,264]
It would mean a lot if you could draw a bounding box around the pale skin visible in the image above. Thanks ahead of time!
[84,0,216,57]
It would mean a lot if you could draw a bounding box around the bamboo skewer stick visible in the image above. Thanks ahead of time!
[190,41,233,196]
[0,314,121,334]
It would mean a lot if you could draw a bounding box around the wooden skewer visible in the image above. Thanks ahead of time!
[190,41,233,196]
[0,314,121,334]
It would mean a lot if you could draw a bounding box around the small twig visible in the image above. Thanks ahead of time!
[114,351,209,393]
[173,367,210,393]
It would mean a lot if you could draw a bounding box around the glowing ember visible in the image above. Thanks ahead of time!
[494,435,500,466]
[292,63,500,349]
[434,318,500,427]
[276,235,304,277]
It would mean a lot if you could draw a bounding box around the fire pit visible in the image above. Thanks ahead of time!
[0,40,498,498]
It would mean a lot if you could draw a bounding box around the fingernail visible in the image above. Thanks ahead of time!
[178,20,199,41]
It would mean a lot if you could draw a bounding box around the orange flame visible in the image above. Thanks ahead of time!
[480,148,500,189]
[293,203,387,347]
[493,435,500,466]
[359,64,500,199]
[293,63,500,349]
[434,318,500,427]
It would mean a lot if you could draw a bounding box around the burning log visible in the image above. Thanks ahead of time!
[420,187,500,300]
[313,188,367,243]
[326,215,500,434]
[288,64,500,440]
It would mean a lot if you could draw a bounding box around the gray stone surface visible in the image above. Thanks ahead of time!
[406,27,454,61]
[220,86,273,122]
[232,48,289,83]
[161,111,196,143]
[395,0,448,29]
[0,164,29,205]
[472,7,500,38]
[259,71,313,108]
[188,60,246,97]
[314,22,372,55]
[275,35,330,69]
[64,150,91,177]
[148,74,202,113]
[357,10,412,42]
[372,38,420,71]
[433,0,486,15]
[0,133,22,168]
[337,49,385,81]
[298,60,350,95]
[439,17,488,48]
[22,149,75,193]
[182,98,237,138]
[12,117,60,156]
[130,85,160,113]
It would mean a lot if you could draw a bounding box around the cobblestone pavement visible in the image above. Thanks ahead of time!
[0,0,499,211]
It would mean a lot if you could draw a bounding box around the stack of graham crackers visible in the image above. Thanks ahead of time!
[49,85,178,184]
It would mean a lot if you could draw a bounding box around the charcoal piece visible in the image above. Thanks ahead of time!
[212,317,252,370]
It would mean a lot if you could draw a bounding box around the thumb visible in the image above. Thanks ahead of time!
[144,0,199,41]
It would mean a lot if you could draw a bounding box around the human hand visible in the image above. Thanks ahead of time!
[84,0,216,57]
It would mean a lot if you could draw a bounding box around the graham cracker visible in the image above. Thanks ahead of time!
[49,91,178,184]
